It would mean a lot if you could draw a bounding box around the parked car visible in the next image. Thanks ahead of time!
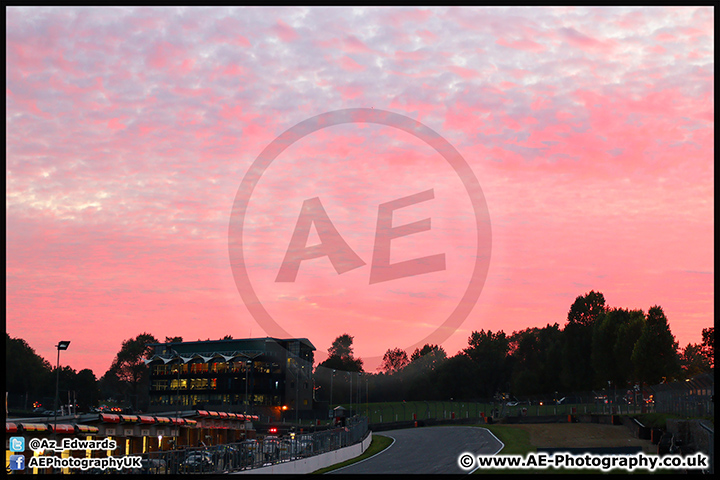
[182,452,213,472]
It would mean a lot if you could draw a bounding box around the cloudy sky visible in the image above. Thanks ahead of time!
[6,7,713,376]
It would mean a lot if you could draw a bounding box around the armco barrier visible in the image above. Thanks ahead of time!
[235,431,372,474]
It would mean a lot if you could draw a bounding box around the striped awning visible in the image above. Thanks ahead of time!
[120,415,140,423]
[100,413,121,423]
[171,417,185,425]
[20,423,49,432]
[154,417,172,424]
[196,410,209,417]
[6,423,18,433]
[184,419,198,426]
[139,415,155,424]
[49,424,75,434]
[75,424,99,434]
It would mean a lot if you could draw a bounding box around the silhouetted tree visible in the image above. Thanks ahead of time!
[701,327,714,368]
[5,333,53,409]
[632,306,680,385]
[509,324,563,396]
[379,348,409,374]
[679,343,712,378]
[568,290,607,326]
[73,368,100,412]
[561,291,606,391]
[404,344,447,399]
[464,330,511,398]
[318,334,363,372]
[315,334,364,406]
[434,353,481,400]
[107,332,159,411]
[591,308,644,388]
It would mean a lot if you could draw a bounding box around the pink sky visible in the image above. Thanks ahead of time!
[6,7,714,377]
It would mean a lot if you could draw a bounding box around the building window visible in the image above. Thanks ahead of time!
[152,380,168,391]
[169,379,187,390]
[190,379,208,390]
[191,363,209,374]
[153,365,170,376]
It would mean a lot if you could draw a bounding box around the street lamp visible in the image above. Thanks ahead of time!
[54,341,70,439]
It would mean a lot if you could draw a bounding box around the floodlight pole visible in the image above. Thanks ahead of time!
[53,341,70,441]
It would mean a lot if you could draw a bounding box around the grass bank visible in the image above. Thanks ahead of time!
[311,434,393,474]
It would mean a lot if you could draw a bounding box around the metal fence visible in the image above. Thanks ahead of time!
[122,416,369,474]
[361,397,652,423]
[650,373,714,418]
[359,373,713,423]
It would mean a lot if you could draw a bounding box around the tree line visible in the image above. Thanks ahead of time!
[5,333,185,413]
[313,291,714,404]
[6,291,714,412]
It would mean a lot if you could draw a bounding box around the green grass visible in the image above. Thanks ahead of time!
[324,400,652,425]
[634,412,691,430]
[311,434,393,474]
[482,424,536,456]
[357,400,495,423]
[473,423,668,475]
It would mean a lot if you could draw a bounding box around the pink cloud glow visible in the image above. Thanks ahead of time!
[5,7,713,377]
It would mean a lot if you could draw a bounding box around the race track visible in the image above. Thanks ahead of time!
[329,425,504,475]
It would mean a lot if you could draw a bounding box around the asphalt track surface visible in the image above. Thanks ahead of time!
[329,425,504,475]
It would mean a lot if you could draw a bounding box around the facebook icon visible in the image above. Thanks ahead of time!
[9,454,25,471]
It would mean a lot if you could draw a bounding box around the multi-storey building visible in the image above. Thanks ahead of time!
[145,337,315,416]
